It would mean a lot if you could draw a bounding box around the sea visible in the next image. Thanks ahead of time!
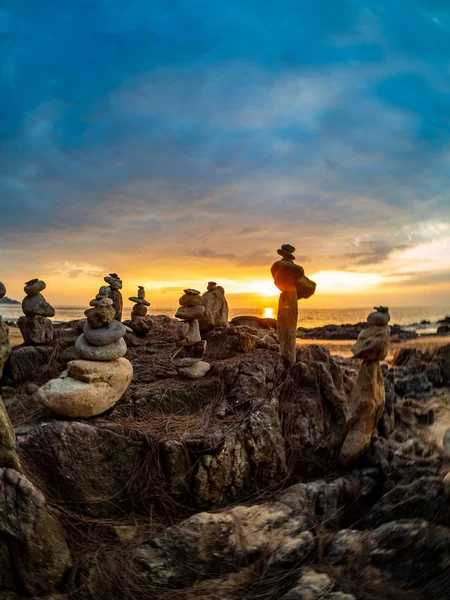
[1,305,449,335]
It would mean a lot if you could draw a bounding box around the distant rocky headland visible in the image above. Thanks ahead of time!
[0,296,19,305]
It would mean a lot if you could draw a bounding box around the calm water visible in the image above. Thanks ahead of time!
[1,304,449,333]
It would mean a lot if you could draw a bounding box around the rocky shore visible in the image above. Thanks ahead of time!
[1,305,450,599]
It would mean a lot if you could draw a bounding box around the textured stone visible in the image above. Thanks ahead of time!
[24,279,46,296]
[129,297,150,306]
[199,285,229,332]
[173,341,206,367]
[132,303,148,317]
[277,287,298,365]
[37,358,133,417]
[0,468,72,595]
[351,325,390,362]
[177,361,210,379]
[0,316,11,379]
[175,304,205,321]
[179,293,203,306]
[17,315,54,345]
[22,293,55,317]
[75,334,127,360]
[0,397,21,471]
[85,304,115,328]
[367,310,390,327]
[183,288,200,295]
[83,319,126,346]
[182,319,201,344]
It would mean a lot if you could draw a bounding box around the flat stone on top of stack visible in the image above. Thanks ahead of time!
[174,289,209,378]
[18,278,55,345]
[37,295,133,418]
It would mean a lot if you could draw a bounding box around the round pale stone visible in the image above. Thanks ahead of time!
[75,334,127,361]
[83,320,126,346]
[177,361,210,379]
[37,358,133,417]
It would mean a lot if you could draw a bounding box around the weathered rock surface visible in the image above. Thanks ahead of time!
[199,284,229,332]
[17,314,54,345]
[275,345,350,474]
[17,421,147,516]
[175,304,205,321]
[177,360,210,379]
[0,316,11,379]
[231,315,277,331]
[129,476,364,589]
[5,341,79,383]
[393,344,450,387]
[0,468,72,595]
[0,397,21,470]
[75,334,127,360]
[203,326,273,361]
[22,292,55,318]
[297,322,417,341]
[37,358,133,417]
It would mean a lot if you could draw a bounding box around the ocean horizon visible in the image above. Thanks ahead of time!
[1,304,449,333]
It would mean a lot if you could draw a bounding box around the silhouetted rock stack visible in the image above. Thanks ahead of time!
[37,297,133,417]
[271,244,316,365]
[104,273,123,321]
[129,285,152,336]
[340,306,391,464]
[88,285,110,307]
[17,278,55,345]
[0,281,11,378]
[199,281,229,332]
[174,289,210,378]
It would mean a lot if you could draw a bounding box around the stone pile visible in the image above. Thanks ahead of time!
[104,273,123,321]
[37,296,133,418]
[199,281,229,332]
[17,278,55,345]
[129,285,152,336]
[0,281,11,379]
[340,306,391,464]
[88,285,110,307]
[173,289,210,378]
[271,244,316,365]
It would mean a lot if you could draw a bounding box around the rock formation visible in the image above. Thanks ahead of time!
[104,272,123,321]
[89,284,110,307]
[199,281,229,332]
[37,297,133,417]
[340,306,391,464]
[0,281,11,378]
[0,396,22,471]
[174,289,210,378]
[17,278,55,344]
[129,285,152,335]
[271,244,316,365]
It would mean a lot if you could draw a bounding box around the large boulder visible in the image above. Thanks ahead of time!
[199,285,229,332]
[274,345,350,474]
[17,421,147,517]
[0,316,11,379]
[0,397,21,471]
[37,358,133,418]
[203,326,273,361]
[0,468,72,595]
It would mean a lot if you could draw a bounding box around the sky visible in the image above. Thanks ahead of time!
[1,0,450,309]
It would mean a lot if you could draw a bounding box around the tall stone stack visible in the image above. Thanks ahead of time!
[17,278,55,345]
[173,289,210,378]
[104,273,123,321]
[271,245,316,365]
[340,306,391,465]
[37,297,133,418]
[89,285,110,307]
[199,281,229,332]
[0,281,11,379]
[129,285,152,336]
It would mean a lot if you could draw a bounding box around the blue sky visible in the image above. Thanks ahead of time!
[1,0,450,305]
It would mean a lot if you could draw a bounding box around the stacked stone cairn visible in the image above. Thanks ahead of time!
[129,285,152,336]
[340,306,391,465]
[199,281,229,332]
[37,296,133,418]
[104,273,123,321]
[173,289,210,378]
[17,278,55,345]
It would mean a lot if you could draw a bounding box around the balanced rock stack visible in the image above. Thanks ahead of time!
[104,273,123,321]
[340,306,391,465]
[89,285,110,307]
[199,281,229,332]
[17,278,55,345]
[129,286,152,336]
[37,297,133,418]
[0,281,11,379]
[173,289,210,378]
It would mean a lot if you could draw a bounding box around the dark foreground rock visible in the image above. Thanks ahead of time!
[297,322,417,341]
[0,468,72,596]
